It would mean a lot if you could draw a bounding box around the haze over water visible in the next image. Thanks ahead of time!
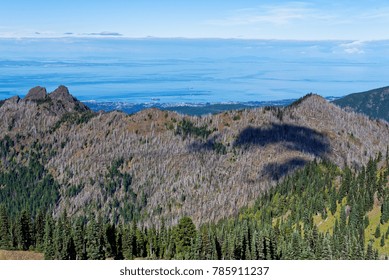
[1,38,389,104]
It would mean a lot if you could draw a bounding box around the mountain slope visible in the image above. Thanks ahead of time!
[333,86,389,121]
[1,87,389,227]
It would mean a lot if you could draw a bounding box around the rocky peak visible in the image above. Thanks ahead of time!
[291,93,327,106]
[24,86,47,101]
[49,85,75,102]
[47,85,89,112]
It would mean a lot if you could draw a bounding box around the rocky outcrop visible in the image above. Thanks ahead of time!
[24,86,47,101]
[50,85,75,102]
[49,85,89,112]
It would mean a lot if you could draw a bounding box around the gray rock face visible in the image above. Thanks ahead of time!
[47,85,89,112]
[24,86,47,101]
[49,85,75,102]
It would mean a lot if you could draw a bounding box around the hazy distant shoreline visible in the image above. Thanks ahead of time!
[83,97,342,115]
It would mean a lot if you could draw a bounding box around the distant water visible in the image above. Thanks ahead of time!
[1,38,389,105]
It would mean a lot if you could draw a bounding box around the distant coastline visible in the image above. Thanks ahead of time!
[83,97,339,115]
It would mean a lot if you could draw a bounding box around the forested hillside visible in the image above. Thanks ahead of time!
[1,87,388,228]
[1,154,388,259]
[333,86,389,121]
[0,86,389,259]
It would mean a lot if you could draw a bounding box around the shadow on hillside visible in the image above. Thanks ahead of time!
[187,135,221,153]
[263,158,308,180]
[233,124,330,156]
[187,123,330,180]
[233,124,330,180]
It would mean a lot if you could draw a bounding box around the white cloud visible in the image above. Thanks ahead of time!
[339,41,365,54]
[0,30,124,38]
[201,2,389,40]
[86,31,123,36]
[205,2,331,26]
[360,8,389,20]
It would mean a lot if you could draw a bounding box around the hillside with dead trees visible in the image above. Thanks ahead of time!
[1,87,388,227]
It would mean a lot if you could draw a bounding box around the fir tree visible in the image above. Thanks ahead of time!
[366,241,374,259]
[73,216,87,260]
[86,215,105,260]
[115,225,124,260]
[173,217,197,258]
[17,209,32,250]
[0,204,11,249]
[122,223,136,259]
[381,200,389,224]
[53,217,64,259]
[60,211,76,260]
[43,214,55,260]
[34,210,45,252]
[374,225,381,239]
[321,235,332,260]
[105,223,117,259]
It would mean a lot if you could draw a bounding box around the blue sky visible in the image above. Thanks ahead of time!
[1,0,389,40]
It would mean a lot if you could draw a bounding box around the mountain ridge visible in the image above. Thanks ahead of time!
[333,86,389,121]
[1,86,388,227]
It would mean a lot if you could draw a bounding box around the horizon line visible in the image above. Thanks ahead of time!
[1,35,389,42]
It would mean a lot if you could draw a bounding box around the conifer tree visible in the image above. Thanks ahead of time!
[43,214,55,260]
[250,230,258,259]
[291,231,302,259]
[364,216,369,229]
[17,209,32,250]
[86,215,105,260]
[158,219,168,259]
[0,204,11,249]
[59,211,76,260]
[263,236,272,260]
[173,216,197,258]
[122,223,137,259]
[329,189,337,215]
[73,216,87,260]
[10,221,18,249]
[227,233,236,260]
[374,225,381,239]
[311,225,319,255]
[366,241,374,259]
[381,200,389,224]
[200,229,213,260]
[115,225,124,260]
[53,217,64,259]
[192,232,202,259]
[135,225,146,258]
[105,223,118,259]
[34,210,45,252]
[340,236,351,259]
[374,249,379,260]
[321,235,332,260]
[219,234,228,260]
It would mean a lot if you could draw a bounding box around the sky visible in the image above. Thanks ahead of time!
[1,0,389,40]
